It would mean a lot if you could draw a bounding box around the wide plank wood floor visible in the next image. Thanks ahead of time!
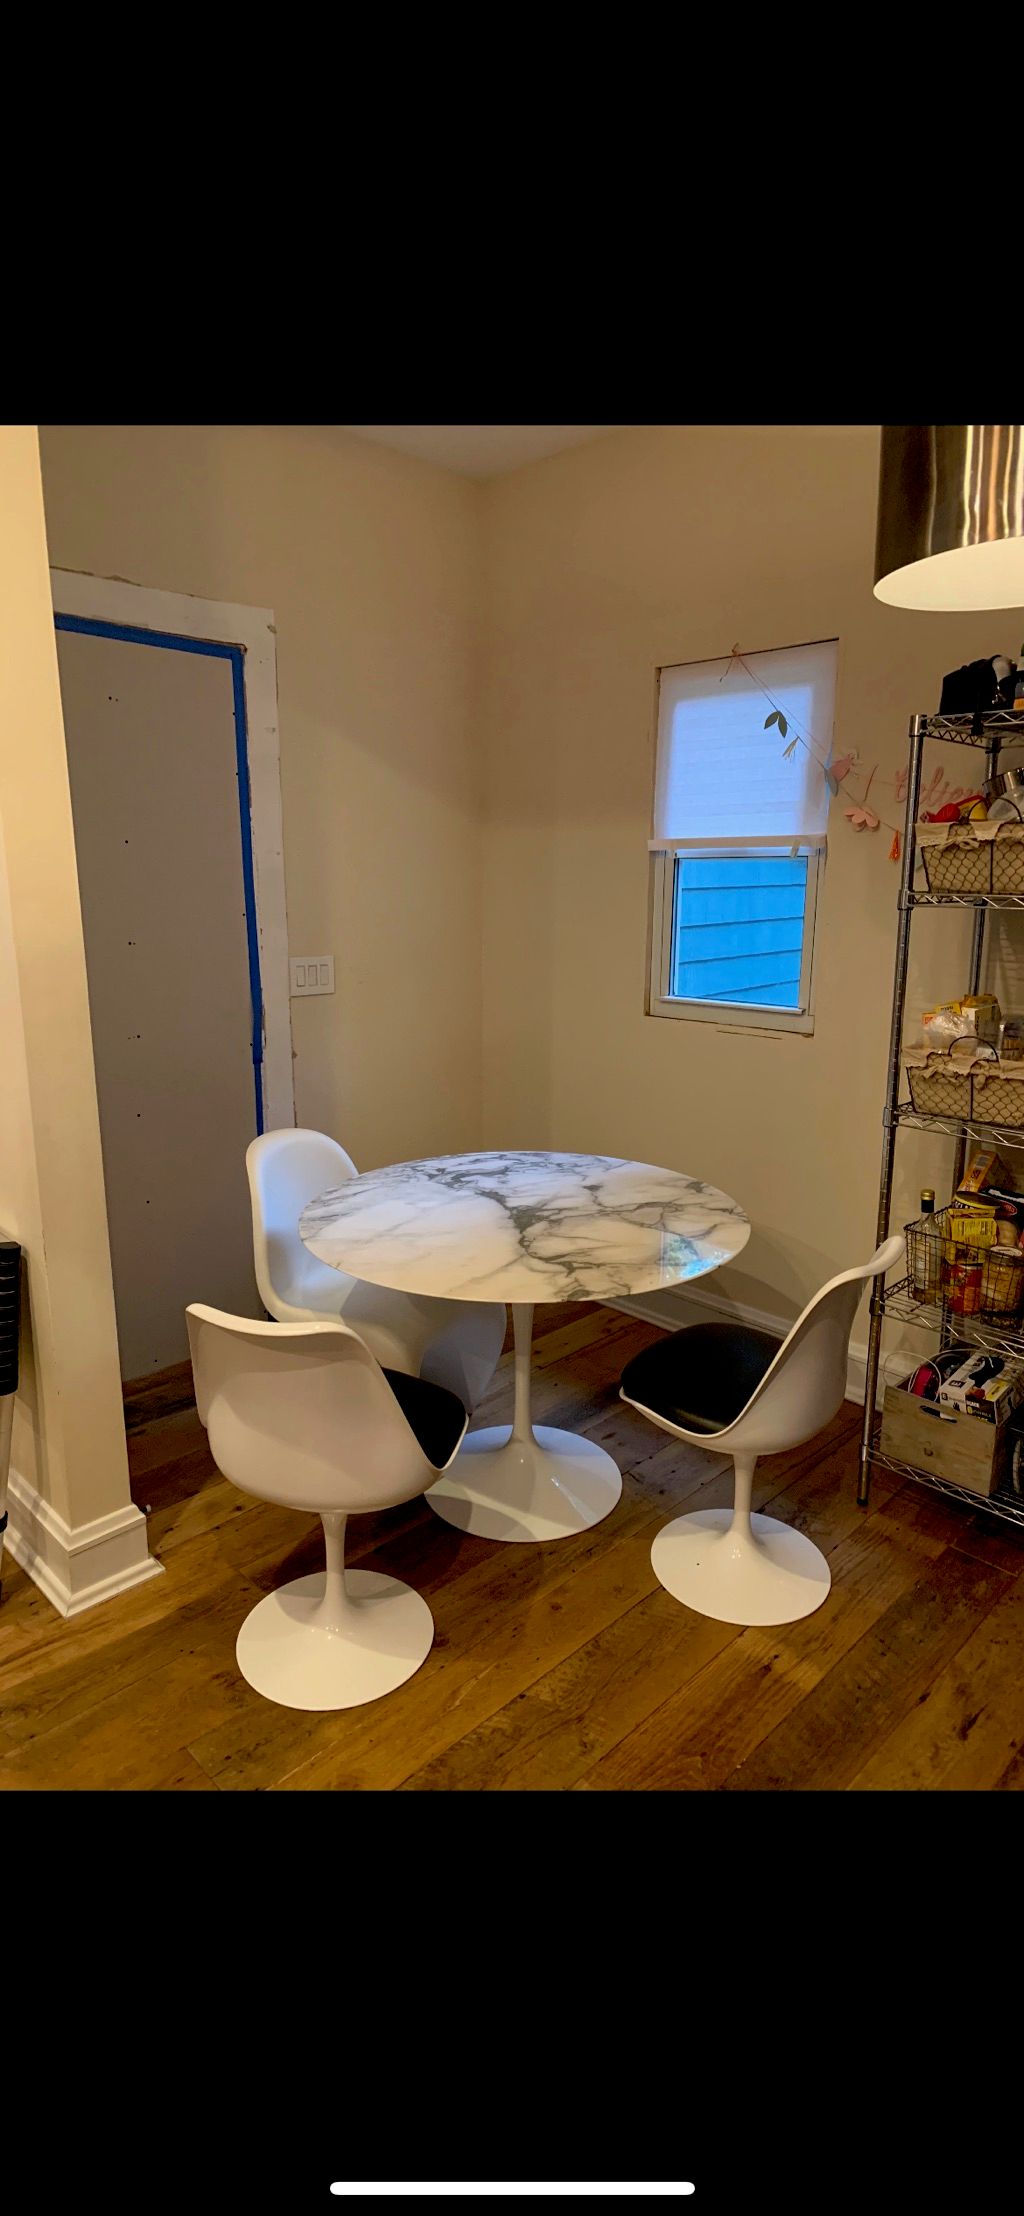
[3,1301,1024,1791]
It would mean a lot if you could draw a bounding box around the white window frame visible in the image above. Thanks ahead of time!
[645,639,837,1039]
[646,840,822,1037]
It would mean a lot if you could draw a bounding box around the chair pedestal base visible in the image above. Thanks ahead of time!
[236,1569,434,1711]
[651,1507,831,1627]
[427,1424,622,1544]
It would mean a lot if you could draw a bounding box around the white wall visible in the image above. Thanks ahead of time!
[36,417,1024,1367]
[39,423,484,1171]
[477,425,1024,1326]
[0,427,153,1609]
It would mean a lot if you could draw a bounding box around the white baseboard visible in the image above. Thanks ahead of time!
[608,1287,876,1409]
[3,1469,163,1617]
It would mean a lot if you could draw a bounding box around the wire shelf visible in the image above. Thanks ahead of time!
[920,710,1024,748]
[880,1276,1024,1359]
[865,1441,1024,1529]
[891,1101,1024,1151]
[861,701,1024,1523]
[908,889,1024,910]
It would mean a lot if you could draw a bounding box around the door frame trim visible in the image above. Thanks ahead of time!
[49,568,296,1133]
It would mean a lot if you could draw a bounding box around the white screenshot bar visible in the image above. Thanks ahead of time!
[329,2189,696,2199]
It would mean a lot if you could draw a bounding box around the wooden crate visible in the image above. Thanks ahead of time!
[879,1383,1011,1497]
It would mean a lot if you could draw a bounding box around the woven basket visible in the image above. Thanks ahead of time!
[992,823,1024,893]
[971,1055,1024,1127]
[917,823,992,893]
[905,1041,977,1116]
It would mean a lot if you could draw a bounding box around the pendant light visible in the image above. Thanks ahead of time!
[874,425,1024,610]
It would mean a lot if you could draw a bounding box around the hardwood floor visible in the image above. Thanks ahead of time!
[3,1300,1024,1791]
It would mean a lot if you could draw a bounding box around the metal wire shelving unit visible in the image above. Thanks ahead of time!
[859,708,1024,1527]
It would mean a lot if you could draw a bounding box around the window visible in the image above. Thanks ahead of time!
[647,638,839,1035]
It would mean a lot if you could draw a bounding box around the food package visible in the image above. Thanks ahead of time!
[999,1016,1024,1061]
[956,1148,1013,1196]
[937,1349,1024,1424]
[922,994,1001,1048]
[979,1189,1024,1245]
[945,1204,999,1248]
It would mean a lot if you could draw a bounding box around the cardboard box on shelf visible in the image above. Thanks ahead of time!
[879,1385,1010,1495]
[936,1350,1024,1424]
[957,1148,1014,1197]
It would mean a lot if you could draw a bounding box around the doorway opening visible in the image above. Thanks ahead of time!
[56,611,267,1132]
[51,572,293,1452]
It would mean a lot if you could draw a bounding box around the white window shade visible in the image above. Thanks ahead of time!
[651,639,839,849]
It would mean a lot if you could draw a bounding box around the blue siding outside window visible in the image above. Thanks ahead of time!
[671,855,808,1010]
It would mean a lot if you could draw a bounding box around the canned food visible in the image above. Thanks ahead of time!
[942,1246,984,1314]
[981,1245,1024,1319]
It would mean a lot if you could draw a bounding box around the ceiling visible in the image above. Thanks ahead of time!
[342,425,621,479]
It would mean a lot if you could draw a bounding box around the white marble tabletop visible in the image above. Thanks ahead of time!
[299,1149,749,1305]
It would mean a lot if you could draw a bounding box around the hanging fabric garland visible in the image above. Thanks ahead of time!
[727,648,945,862]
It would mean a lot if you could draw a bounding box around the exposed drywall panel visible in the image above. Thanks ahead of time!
[57,628,261,1375]
[38,424,483,1172]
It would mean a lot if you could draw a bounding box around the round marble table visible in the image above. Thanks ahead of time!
[300,1150,750,1545]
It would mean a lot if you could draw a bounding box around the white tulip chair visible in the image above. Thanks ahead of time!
[246,1129,505,1413]
[620,1236,905,1628]
[187,1304,469,1711]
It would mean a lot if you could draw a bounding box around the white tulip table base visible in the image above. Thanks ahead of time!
[651,1507,832,1628]
[427,1423,622,1544]
[426,1301,622,1543]
[236,1569,435,1711]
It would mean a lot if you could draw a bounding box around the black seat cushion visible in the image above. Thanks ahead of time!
[383,1368,467,1470]
[620,1320,782,1436]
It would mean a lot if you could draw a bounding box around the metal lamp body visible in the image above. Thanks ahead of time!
[874,425,1024,610]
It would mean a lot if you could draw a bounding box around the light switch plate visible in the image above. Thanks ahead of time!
[290,955,335,996]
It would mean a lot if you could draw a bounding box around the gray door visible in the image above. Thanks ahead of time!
[56,626,261,1379]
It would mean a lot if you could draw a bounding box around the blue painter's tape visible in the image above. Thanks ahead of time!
[228,645,265,1135]
[54,610,265,1134]
[55,611,234,661]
